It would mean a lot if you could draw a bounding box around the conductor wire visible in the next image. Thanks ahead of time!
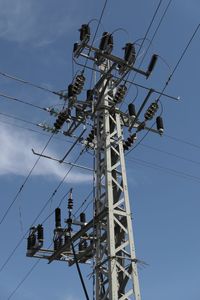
[0,133,54,226]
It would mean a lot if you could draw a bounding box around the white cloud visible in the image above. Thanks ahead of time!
[0,124,92,183]
[0,0,77,45]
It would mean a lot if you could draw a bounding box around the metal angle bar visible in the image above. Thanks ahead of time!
[84,44,148,77]
[37,249,54,253]
[59,128,86,163]
[93,62,117,91]
[115,240,130,253]
[113,199,125,209]
[113,210,127,217]
[111,161,121,171]
[110,141,119,157]
[119,289,134,300]
[110,131,118,140]
[111,177,123,192]
[116,112,141,300]
[93,77,111,114]
[73,59,179,101]
[113,216,128,234]
[115,261,131,279]
[31,149,93,172]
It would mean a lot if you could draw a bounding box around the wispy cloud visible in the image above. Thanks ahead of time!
[0,124,92,182]
[0,0,78,46]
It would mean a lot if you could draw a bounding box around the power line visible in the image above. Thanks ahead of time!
[0,111,37,126]
[124,0,163,86]
[0,70,61,96]
[127,0,172,92]
[0,119,73,143]
[135,0,163,59]
[7,259,41,300]
[3,110,200,153]
[41,190,71,225]
[0,92,46,111]
[74,190,93,217]
[157,23,200,101]
[0,133,54,226]
[0,150,85,273]
[140,143,200,166]
[127,156,200,184]
[164,133,200,150]
[83,0,108,71]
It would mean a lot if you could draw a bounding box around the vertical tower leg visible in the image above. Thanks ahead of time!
[95,84,141,300]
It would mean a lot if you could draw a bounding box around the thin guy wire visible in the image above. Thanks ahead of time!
[0,133,54,226]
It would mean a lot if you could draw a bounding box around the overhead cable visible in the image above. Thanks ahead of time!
[127,157,200,184]
[7,259,41,300]
[83,0,108,72]
[0,92,46,111]
[0,133,54,226]
[157,23,200,101]
[0,119,73,143]
[124,0,163,86]
[140,143,200,166]
[127,0,172,92]
[0,71,61,96]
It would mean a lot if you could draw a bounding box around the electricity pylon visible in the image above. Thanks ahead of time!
[26,24,175,299]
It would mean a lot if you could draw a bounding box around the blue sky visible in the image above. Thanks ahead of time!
[0,0,200,299]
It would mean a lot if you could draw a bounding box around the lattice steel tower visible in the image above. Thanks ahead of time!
[27,23,168,300]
